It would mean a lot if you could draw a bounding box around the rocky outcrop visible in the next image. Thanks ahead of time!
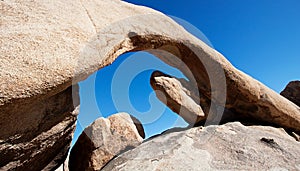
[150,70,300,131]
[0,85,79,171]
[281,81,300,107]
[102,122,300,171]
[150,71,205,124]
[69,113,144,171]
[1,0,299,137]
[1,0,300,170]
[150,71,300,127]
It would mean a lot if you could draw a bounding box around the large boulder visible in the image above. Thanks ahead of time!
[102,122,300,171]
[281,81,300,107]
[68,113,145,171]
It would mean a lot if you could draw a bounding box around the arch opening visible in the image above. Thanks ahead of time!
[73,32,227,144]
[74,51,195,145]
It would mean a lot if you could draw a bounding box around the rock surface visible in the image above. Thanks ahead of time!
[1,0,300,138]
[281,81,300,107]
[0,85,79,171]
[69,113,145,171]
[150,71,205,124]
[1,0,300,170]
[102,122,300,171]
[150,71,296,127]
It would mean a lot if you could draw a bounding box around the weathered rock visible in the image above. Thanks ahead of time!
[1,0,299,135]
[281,81,300,107]
[0,0,300,136]
[0,85,79,171]
[150,71,205,124]
[69,113,144,171]
[1,0,300,169]
[150,71,289,127]
[102,122,300,171]
[150,70,300,132]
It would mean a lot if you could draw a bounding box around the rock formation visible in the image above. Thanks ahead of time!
[150,71,300,127]
[1,0,300,170]
[281,81,300,107]
[150,71,205,124]
[68,113,144,171]
[102,122,300,171]
[0,85,79,170]
[1,0,299,134]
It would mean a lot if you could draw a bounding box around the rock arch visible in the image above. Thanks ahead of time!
[1,0,299,170]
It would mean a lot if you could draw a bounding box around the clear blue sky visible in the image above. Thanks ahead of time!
[73,0,300,144]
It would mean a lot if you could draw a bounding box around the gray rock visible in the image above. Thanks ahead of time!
[281,81,300,107]
[102,122,300,171]
[69,113,144,171]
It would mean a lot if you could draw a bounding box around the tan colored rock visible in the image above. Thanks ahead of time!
[68,113,144,171]
[150,71,205,124]
[281,81,300,107]
[102,122,300,171]
[2,0,299,135]
[1,0,300,169]
[151,71,300,128]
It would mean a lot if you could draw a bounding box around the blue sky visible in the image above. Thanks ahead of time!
[73,1,300,144]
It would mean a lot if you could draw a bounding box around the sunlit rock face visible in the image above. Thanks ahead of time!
[102,122,300,171]
[1,0,300,170]
[150,71,300,132]
[150,71,205,124]
[69,113,144,171]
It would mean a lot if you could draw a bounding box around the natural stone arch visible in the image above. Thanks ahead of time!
[2,0,299,139]
[1,0,300,170]
[80,33,220,124]
[76,14,300,132]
